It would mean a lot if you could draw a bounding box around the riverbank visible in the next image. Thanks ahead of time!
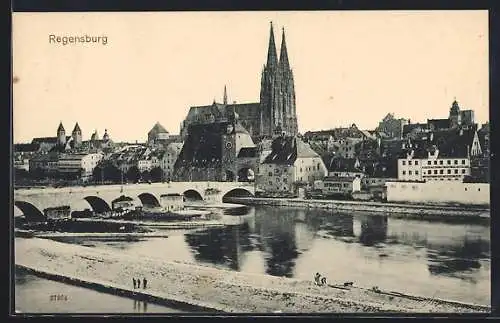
[226,197,490,221]
[15,237,490,313]
[74,218,226,230]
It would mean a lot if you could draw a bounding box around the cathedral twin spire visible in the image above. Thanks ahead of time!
[266,22,290,71]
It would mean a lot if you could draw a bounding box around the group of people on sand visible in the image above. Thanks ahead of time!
[133,277,148,289]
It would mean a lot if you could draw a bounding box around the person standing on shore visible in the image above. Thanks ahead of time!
[133,278,136,289]
[136,278,141,289]
[143,277,147,289]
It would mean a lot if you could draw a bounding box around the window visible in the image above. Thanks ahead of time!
[409,171,412,175]
[402,161,406,165]
[440,170,444,174]
[454,160,458,165]
[408,161,412,165]
[447,160,451,165]
[268,172,273,176]
[434,170,438,175]
[300,168,303,172]
[434,161,437,165]
[415,160,419,165]
[402,171,406,175]
[462,160,466,165]
[454,169,458,174]
[447,169,451,174]
[478,188,481,191]
[439,160,443,165]
[428,161,431,165]
[415,171,419,175]
[465,187,467,191]
[269,181,272,185]
[462,169,466,174]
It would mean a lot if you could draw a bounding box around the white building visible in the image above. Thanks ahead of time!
[397,128,481,182]
[58,152,103,180]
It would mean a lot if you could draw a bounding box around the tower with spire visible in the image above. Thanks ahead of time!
[57,122,66,147]
[71,122,82,148]
[260,22,298,137]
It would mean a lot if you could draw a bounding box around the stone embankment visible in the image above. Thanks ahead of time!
[15,237,490,313]
[227,197,490,220]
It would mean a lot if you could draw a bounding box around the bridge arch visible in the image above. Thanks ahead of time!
[14,201,46,222]
[84,196,112,213]
[183,189,203,201]
[222,188,254,203]
[138,193,161,208]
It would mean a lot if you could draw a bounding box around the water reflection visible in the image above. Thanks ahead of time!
[427,237,489,278]
[359,215,388,246]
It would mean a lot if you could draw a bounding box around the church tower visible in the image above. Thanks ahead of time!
[71,122,82,148]
[57,122,66,146]
[259,23,298,138]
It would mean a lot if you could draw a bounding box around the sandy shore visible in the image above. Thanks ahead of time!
[15,237,490,313]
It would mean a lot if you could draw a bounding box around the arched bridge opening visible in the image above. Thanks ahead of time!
[222,188,254,203]
[14,201,46,222]
[183,189,203,202]
[84,196,112,214]
[138,193,161,208]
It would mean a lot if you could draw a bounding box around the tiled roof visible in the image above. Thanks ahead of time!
[324,176,359,182]
[238,147,257,158]
[148,122,169,135]
[262,136,297,165]
[32,137,58,144]
[427,119,450,130]
[14,143,40,152]
[324,156,361,172]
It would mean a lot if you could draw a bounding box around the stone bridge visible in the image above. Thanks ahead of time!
[14,181,255,218]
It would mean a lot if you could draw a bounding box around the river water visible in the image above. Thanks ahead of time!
[20,205,490,310]
[14,270,183,314]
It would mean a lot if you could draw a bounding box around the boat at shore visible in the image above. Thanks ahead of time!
[122,207,211,221]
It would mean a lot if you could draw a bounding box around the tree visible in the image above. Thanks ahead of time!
[92,165,103,183]
[149,167,163,182]
[103,163,121,182]
[141,170,151,182]
[127,166,141,183]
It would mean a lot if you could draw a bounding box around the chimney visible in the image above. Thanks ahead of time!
[460,128,464,136]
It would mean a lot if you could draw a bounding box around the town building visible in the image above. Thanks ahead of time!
[180,23,298,142]
[147,122,171,147]
[316,176,362,197]
[256,135,327,195]
[57,152,103,180]
[174,110,258,182]
[397,127,481,182]
[161,142,183,181]
[160,193,184,212]
[43,206,71,221]
[29,152,60,175]
[323,156,365,178]
[376,113,409,139]
[14,143,40,171]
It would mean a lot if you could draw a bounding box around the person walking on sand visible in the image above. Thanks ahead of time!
[136,278,141,289]
[133,278,136,289]
[143,277,148,289]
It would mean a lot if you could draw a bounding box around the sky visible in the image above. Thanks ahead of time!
[12,11,489,143]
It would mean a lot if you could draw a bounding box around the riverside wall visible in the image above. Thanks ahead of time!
[226,197,490,220]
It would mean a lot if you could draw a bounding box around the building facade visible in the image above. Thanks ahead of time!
[256,136,327,195]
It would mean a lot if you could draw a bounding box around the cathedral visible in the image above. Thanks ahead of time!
[180,22,299,142]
